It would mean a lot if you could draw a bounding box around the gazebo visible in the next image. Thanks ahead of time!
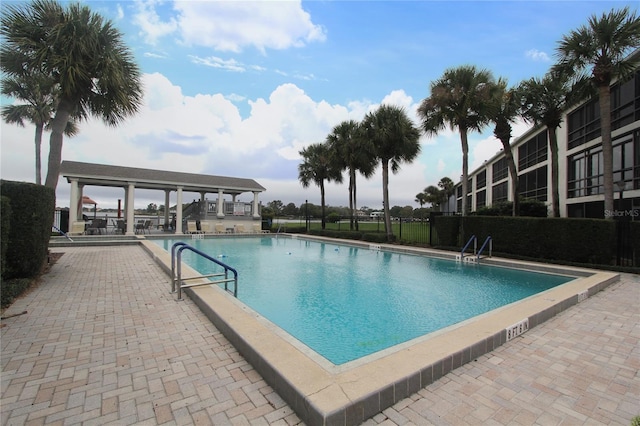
[60,161,266,235]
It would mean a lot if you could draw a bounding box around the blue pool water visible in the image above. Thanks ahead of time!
[156,237,573,365]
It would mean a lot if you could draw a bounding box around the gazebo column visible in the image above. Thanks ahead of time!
[175,187,184,234]
[77,185,85,219]
[252,192,260,219]
[125,183,136,235]
[217,189,225,219]
[164,190,171,230]
[69,178,80,222]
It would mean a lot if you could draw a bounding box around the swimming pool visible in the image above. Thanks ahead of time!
[155,236,571,365]
[144,235,617,425]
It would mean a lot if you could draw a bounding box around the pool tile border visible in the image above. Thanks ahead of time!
[140,237,619,426]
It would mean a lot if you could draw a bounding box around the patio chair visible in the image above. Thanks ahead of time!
[143,220,152,234]
[116,220,126,235]
[187,220,202,234]
[253,223,269,234]
[235,224,247,233]
[215,223,230,234]
[135,220,145,234]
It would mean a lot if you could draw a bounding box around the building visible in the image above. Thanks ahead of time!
[451,59,640,219]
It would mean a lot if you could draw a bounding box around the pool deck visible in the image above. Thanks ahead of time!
[1,243,639,425]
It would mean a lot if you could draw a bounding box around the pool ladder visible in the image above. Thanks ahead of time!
[456,235,492,264]
[171,242,238,301]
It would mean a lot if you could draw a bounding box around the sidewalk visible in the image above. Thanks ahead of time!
[1,245,638,425]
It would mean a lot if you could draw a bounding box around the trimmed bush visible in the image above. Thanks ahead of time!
[1,180,55,280]
[433,215,617,265]
[1,196,11,277]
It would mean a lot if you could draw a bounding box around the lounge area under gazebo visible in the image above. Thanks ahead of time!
[60,161,266,236]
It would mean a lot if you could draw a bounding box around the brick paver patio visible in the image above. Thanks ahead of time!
[1,245,638,425]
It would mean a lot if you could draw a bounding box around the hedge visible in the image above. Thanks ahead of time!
[1,180,55,280]
[433,215,618,266]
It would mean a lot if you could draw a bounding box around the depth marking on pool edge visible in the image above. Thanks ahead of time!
[577,290,588,303]
[505,318,529,341]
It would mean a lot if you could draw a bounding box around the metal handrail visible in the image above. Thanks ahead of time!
[460,235,477,258]
[171,242,238,300]
[477,236,492,260]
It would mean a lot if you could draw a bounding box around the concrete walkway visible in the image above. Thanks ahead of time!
[1,245,638,425]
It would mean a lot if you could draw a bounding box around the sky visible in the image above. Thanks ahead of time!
[1,0,636,211]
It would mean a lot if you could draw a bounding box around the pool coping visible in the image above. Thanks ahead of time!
[140,235,619,426]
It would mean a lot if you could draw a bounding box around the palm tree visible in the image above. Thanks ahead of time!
[361,104,421,242]
[555,7,640,217]
[423,185,442,209]
[326,120,376,231]
[490,79,521,216]
[0,0,143,190]
[415,192,428,208]
[517,70,586,217]
[418,65,497,216]
[298,143,343,230]
[1,56,79,185]
[437,177,455,214]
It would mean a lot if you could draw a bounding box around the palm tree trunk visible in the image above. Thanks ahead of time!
[352,170,359,231]
[599,84,614,217]
[44,100,72,189]
[34,124,44,185]
[349,170,355,230]
[382,159,392,241]
[501,141,519,216]
[548,127,560,217]
[320,181,326,230]
[460,129,469,216]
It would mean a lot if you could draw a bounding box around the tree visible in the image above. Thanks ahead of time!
[437,177,455,213]
[0,0,143,190]
[362,104,421,241]
[490,79,521,216]
[298,143,343,229]
[146,203,158,214]
[1,51,78,185]
[415,192,428,208]
[418,66,497,216]
[282,203,299,217]
[423,185,442,209]
[326,120,376,231]
[517,70,585,217]
[556,6,640,217]
[267,200,284,216]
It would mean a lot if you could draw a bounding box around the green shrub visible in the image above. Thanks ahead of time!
[461,216,614,265]
[362,232,391,243]
[0,180,55,280]
[476,199,547,217]
[326,212,341,223]
[1,278,32,309]
[1,196,11,277]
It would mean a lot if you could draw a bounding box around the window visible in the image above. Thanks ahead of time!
[476,190,486,209]
[492,158,509,182]
[518,166,547,201]
[567,132,638,198]
[568,148,603,198]
[476,170,486,190]
[567,99,600,149]
[567,70,640,150]
[492,181,508,203]
[518,131,547,170]
[611,71,639,131]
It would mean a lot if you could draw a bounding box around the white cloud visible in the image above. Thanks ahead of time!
[1,74,457,210]
[132,0,179,45]
[190,55,246,72]
[133,1,326,53]
[525,49,550,62]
